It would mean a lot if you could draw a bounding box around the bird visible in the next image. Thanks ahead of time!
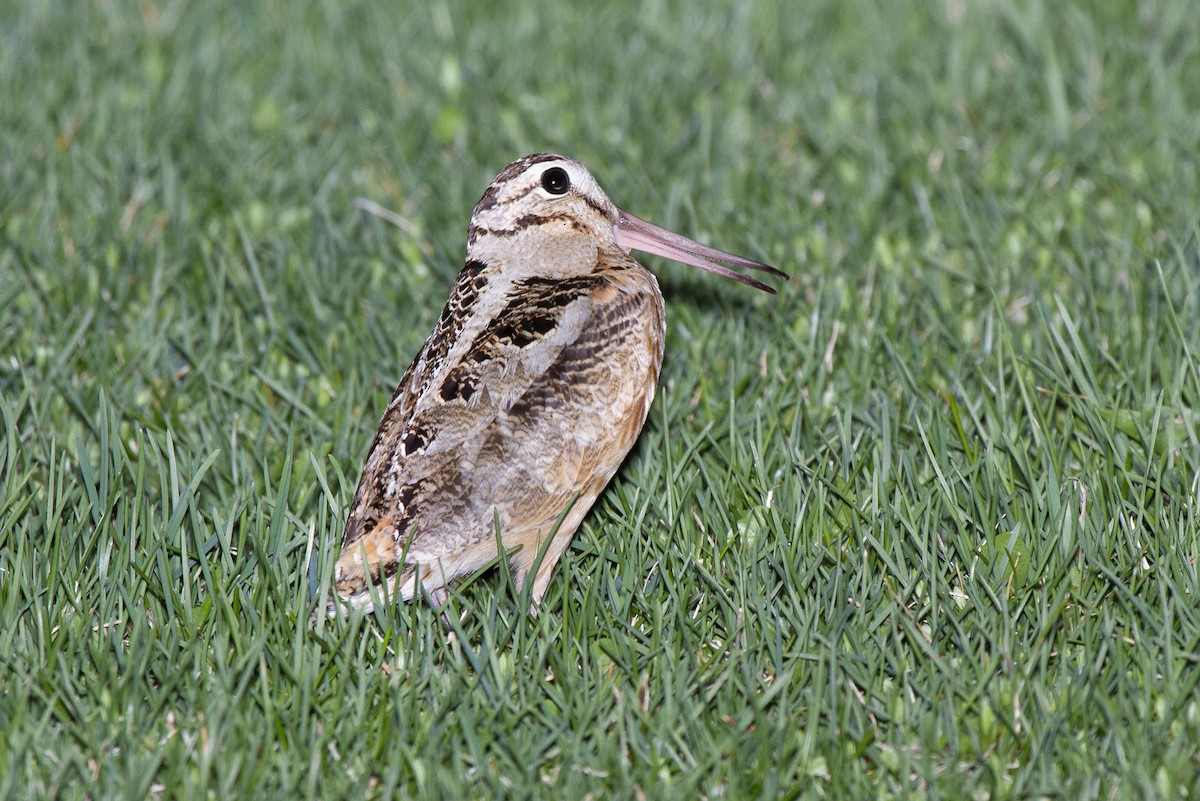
[334,153,786,614]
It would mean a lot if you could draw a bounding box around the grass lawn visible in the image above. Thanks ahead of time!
[2,0,1199,797]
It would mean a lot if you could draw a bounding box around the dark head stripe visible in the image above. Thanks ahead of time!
[473,154,567,214]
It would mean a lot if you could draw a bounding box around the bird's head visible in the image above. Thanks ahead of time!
[466,153,787,292]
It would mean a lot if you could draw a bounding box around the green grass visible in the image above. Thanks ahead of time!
[2,0,1199,797]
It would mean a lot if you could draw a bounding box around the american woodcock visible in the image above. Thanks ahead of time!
[335,153,786,613]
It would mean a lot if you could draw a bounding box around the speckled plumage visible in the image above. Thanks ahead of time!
[334,154,784,613]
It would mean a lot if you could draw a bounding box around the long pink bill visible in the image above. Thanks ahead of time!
[613,210,788,294]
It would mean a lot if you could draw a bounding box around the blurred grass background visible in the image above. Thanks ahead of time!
[2,0,1199,798]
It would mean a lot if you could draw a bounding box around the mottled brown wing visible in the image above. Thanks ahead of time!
[338,269,663,595]
[339,258,489,552]
[405,274,662,559]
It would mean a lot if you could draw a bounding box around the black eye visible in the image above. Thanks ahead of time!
[541,167,571,195]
